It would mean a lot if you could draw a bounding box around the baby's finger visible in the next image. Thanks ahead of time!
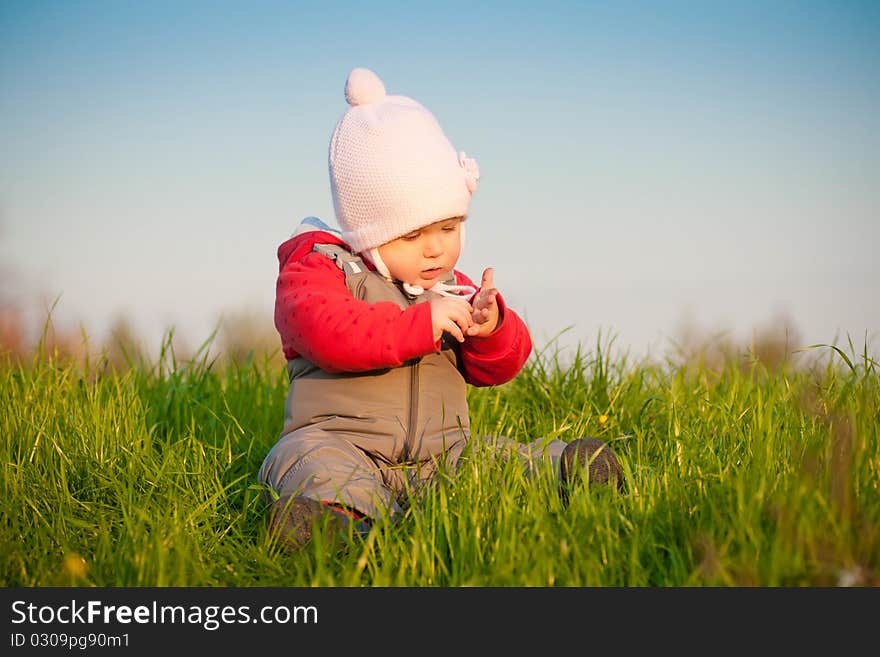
[445,319,465,342]
[481,268,495,291]
[455,310,474,332]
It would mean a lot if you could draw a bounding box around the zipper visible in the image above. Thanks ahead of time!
[400,282,423,460]
[404,360,419,460]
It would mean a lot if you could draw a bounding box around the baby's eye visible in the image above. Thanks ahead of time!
[401,232,420,241]
[442,225,456,232]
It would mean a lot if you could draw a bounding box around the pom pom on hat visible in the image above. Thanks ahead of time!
[345,67,387,106]
[329,67,478,255]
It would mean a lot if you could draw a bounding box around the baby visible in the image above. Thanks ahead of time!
[259,67,622,551]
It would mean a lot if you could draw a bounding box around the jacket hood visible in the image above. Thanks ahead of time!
[277,216,350,270]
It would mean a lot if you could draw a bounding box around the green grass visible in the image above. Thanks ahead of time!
[2,332,878,586]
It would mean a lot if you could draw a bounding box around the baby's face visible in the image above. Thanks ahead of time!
[378,217,462,289]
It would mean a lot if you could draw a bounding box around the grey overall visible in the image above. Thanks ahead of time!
[258,244,567,518]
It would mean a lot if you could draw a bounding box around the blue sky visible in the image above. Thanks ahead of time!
[2,0,878,360]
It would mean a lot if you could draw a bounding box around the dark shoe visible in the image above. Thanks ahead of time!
[268,494,369,552]
[559,437,624,499]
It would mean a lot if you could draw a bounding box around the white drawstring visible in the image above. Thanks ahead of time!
[402,281,476,298]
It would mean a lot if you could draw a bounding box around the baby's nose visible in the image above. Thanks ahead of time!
[423,236,444,256]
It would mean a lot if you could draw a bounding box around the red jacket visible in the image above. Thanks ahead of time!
[274,228,532,387]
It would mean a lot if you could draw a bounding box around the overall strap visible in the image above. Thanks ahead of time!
[312,243,367,277]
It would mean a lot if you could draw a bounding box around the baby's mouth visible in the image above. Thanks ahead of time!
[420,267,443,280]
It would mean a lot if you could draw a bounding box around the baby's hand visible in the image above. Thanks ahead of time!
[429,296,474,343]
[466,268,499,338]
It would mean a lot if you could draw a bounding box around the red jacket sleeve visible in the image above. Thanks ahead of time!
[454,271,533,387]
[275,252,437,372]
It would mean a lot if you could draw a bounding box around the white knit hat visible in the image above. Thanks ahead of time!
[328,67,480,255]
